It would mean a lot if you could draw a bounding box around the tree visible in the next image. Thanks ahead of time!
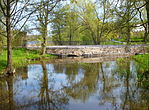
[51,4,67,45]
[34,0,60,55]
[137,0,149,42]
[115,0,149,43]
[111,0,139,44]
[74,0,114,44]
[133,0,149,42]
[51,3,81,45]
[0,0,35,74]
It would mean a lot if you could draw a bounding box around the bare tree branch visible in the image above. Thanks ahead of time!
[0,1,6,16]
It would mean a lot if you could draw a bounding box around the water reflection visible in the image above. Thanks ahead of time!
[0,76,15,110]
[0,58,149,110]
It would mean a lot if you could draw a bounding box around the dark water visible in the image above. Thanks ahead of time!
[0,57,149,110]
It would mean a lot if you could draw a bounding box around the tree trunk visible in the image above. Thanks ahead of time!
[144,27,148,43]
[69,27,72,45]
[41,26,48,55]
[58,25,62,45]
[126,24,131,45]
[97,25,101,45]
[126,1,131,45]
[146,0,149,41]
[69,33,72,45]
[6,0,13,74]
[91,32,97,45]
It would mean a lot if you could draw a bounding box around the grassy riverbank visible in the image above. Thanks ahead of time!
[0,48,56,74]
[132,53,149,73]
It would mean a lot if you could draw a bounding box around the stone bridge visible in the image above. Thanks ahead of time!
[27,45,149,57]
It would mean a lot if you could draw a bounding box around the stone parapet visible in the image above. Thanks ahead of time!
[45,45,149,57]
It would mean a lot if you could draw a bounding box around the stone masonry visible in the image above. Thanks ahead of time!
[45,45,149,57]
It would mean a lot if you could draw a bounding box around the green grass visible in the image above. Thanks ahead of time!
[114,38,149,45]
[101,41,125,45]
[0,48,56,74]
[131,53,149,72]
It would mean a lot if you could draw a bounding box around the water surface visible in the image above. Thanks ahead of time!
[0,57,149,110]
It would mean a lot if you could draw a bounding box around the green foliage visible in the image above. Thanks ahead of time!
[51,0,119,44]
[131,31,144,39]
[51,4,81,44]
[24,0,148,45]
[0,36,2,54]
[12,31,27,47]
[0,48,56,74]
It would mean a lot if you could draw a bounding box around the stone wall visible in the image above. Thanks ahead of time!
[46,45,149,57]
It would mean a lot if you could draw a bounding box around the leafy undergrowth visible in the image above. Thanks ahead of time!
[0,48,56,74]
